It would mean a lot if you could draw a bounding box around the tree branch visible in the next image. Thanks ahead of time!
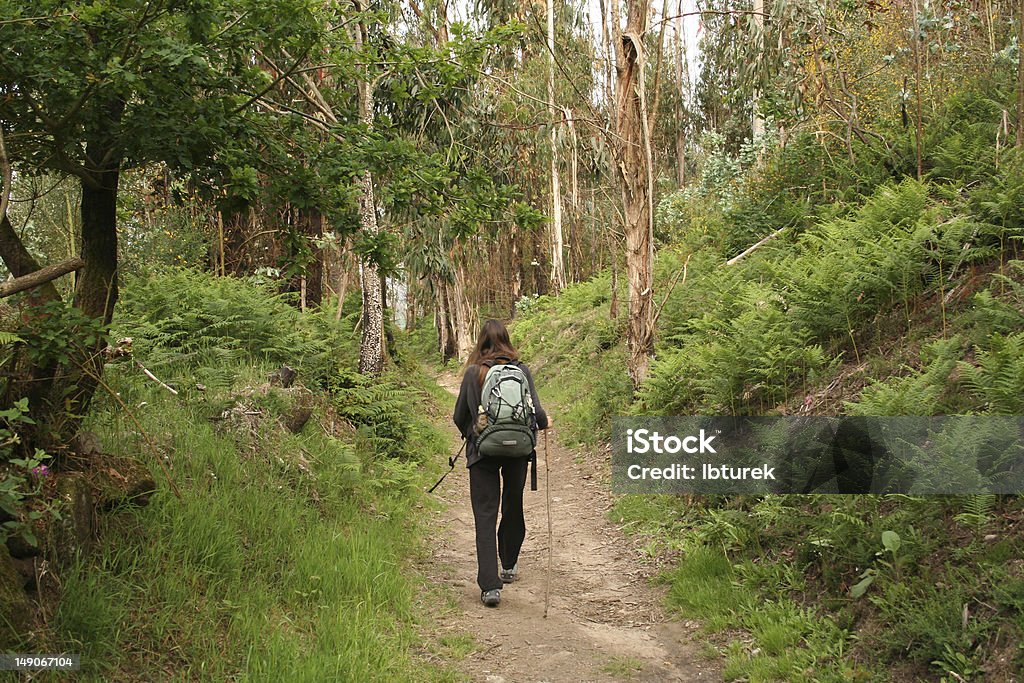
[231,44,314,115]
[0,257,84,298]
[726,226,788,266]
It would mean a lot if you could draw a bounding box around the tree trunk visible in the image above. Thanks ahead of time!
[1017,0,1024,146]
[74,164,120,328]
[751,0,765,139]
[448,261,476,361]
[380,275,395,358]
[302,207,324,307]
[357,169,384,375]
[355,17,385,376]
[609,225,619,320]
[615,0,655,389]
[434,276,456,361]
[0,216,60,301]
[510,223,522,317]
[911,0,924,179]
[674,0,687,186]
[60,155,122,441]
[600,0,615,107]
[547,0,566,293]
[0,213,64,443]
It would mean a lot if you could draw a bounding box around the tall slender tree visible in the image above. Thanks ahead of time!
[614,0,655,388]
[547,0,567,291]
[352,1,385,376]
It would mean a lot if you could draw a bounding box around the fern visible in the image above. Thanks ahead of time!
[954,494,996,531]
[115,268,356,385]
[846,337,962,416]
[329,370,419,460]
[960,332,1024,414]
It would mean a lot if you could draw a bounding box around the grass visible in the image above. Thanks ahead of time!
[608,491,1024,681]
[19,343,465,680]
[601,655,644,679]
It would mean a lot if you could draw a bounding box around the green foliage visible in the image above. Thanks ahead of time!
[16,301,107,367]
[0,399,57,547]
[510,17,1024,681]
[512,273,630,445]
[847,337,962,416]
[117,268,356,388]
[968,261,1024,337]
[614,493,1020,680]
[970,148,1024,233]
[954,494,996,531]
[960,331,1024,413]
[37,296,458,679]
[327,368,431,461]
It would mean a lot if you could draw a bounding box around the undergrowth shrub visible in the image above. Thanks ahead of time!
[512,273,630,445]
[533,72,1024,683]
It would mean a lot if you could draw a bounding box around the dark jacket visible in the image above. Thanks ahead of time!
[452,359,549,468]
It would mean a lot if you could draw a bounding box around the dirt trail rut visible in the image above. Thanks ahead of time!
[423,373,718,683]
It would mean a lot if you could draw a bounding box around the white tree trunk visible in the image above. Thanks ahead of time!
[547,0,566,292]
[752,0,765,140]
[355,19,385,376]
[449,261,477,361]
[674,0,686,186]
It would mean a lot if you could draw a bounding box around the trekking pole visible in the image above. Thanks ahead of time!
[427,440,466,494]
[543,427,553,618]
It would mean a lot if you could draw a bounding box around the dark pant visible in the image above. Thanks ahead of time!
[469,456,530,592]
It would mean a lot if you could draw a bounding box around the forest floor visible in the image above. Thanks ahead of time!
[421,372,720,683]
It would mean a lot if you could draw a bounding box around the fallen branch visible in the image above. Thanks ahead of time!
[0,257,85,298]
[135,360,178,395]
[103,338,179,395]
[726,227,788,266]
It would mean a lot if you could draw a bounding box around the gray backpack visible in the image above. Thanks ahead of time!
[474,360,537,458]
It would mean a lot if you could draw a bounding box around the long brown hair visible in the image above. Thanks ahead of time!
[467,319,519,384]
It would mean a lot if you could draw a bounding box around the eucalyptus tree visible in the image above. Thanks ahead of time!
[613,0,656,388]
[333,1,536,362]
[547,0,566,292]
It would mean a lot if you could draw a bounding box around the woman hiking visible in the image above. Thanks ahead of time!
[453,319,550,607]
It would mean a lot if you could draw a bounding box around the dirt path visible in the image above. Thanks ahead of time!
[423,373,719,683]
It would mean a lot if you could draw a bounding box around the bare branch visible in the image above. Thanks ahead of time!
[0,257,84,299]
[726,226,788,266]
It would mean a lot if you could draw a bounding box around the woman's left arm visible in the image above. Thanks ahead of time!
[522,365,549,430]
[452,370,475,438]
